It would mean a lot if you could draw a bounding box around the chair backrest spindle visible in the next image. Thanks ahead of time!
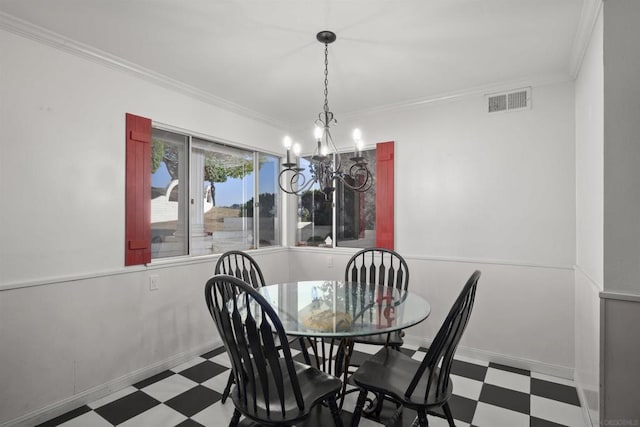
[215,250,266,289]
[345,248,409,292]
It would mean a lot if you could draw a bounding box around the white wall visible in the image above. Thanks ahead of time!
[574,5,603,426]
[290,248,575,375]
[0,29,290,425]
[0,30,284,287]
[291,81,577,374]
[337,82,576,267]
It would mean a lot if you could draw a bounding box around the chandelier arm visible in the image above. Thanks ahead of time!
[339,164,373,192]
[278,168,317,195]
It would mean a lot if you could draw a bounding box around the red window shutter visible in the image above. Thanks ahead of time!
[125,113,152,266]
[376,141,395,250]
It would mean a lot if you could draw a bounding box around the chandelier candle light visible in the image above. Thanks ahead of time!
[279,30,373,197]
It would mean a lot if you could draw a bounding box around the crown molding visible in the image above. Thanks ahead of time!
[0,12,286,130]
[336,72,572,122]
[568,0,603,78]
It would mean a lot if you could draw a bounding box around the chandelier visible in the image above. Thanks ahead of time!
[279,30,373,197]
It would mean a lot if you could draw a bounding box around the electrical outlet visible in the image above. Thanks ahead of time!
[149,275,159,291]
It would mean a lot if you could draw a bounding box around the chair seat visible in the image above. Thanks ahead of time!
[231,359,341,425]
[351,347,451,409]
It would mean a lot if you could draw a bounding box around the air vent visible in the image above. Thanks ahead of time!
[486,87,531,113]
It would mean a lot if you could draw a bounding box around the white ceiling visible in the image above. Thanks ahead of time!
[0,0,588,128]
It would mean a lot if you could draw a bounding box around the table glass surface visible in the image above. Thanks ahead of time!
[258,280,431,338]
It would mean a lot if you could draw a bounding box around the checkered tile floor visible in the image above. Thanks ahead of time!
[37,343,585,426]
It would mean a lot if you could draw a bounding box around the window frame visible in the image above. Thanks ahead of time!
[292,141,394,250]
[145,120,283,263]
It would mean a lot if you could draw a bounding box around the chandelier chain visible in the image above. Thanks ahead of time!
[323,42,329,115]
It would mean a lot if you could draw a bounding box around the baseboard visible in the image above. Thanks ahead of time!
[2,340,221,427]
[575,377,598,427]
[404,334,574,380]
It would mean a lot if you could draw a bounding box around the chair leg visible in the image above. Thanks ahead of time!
[351,389,368,427]
[299,337,312,365]
[416,409,429,427]
[221,372,234,403]
[229,408,241,426]
[327,396,343,427]
[442,402,456,426]
[373,392,385,416]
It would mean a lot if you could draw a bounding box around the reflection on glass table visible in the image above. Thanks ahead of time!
[259,280,430,337]
[258,280,431,409]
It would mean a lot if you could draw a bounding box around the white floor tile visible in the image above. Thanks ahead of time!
[140,374,198,402]
[210,352,231,368]
[290,348,301,357]
[191,400,239,426]
[58,411,113,427]
[353,343,384,354]
[351,415,386,427]
[531,395,586,427]
[472,402,529,427]
[411,350,427,361]
[87,386,138,409]
[338,388,364,413]
[450,374,484,400]
[484,367,531,394]
[118,404,187,427]
[201,371,233,394]
[400,342,419,351]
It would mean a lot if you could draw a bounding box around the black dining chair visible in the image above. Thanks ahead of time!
[344,248,410,350]
[215,250,265,403]
[215,250,266,289]
[350,270,481,427]
[214,250,310,403]
[205,275,343,426]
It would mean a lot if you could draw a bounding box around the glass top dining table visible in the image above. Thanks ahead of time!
[258,280,431,339]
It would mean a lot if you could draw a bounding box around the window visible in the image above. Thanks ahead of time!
[295,146,387,249]
[150,127,280,259]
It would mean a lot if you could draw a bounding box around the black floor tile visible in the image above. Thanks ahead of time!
[295,403,353,426]
[479,383,530,415]
[445,394,478,424]
[399,407,419,427]
[201,347,226,359]
[398,347,415,357]
[489,362,531,376]
[36,405,91,426]
[451,359,488,382]
[94,390,160,425]
[133,369,175,389]
[165,385,222,417]
[531,378,580,406]
[346,348,376,366]
[530,416,568,427]
[178,360,228,383]
[176,418,206,427]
